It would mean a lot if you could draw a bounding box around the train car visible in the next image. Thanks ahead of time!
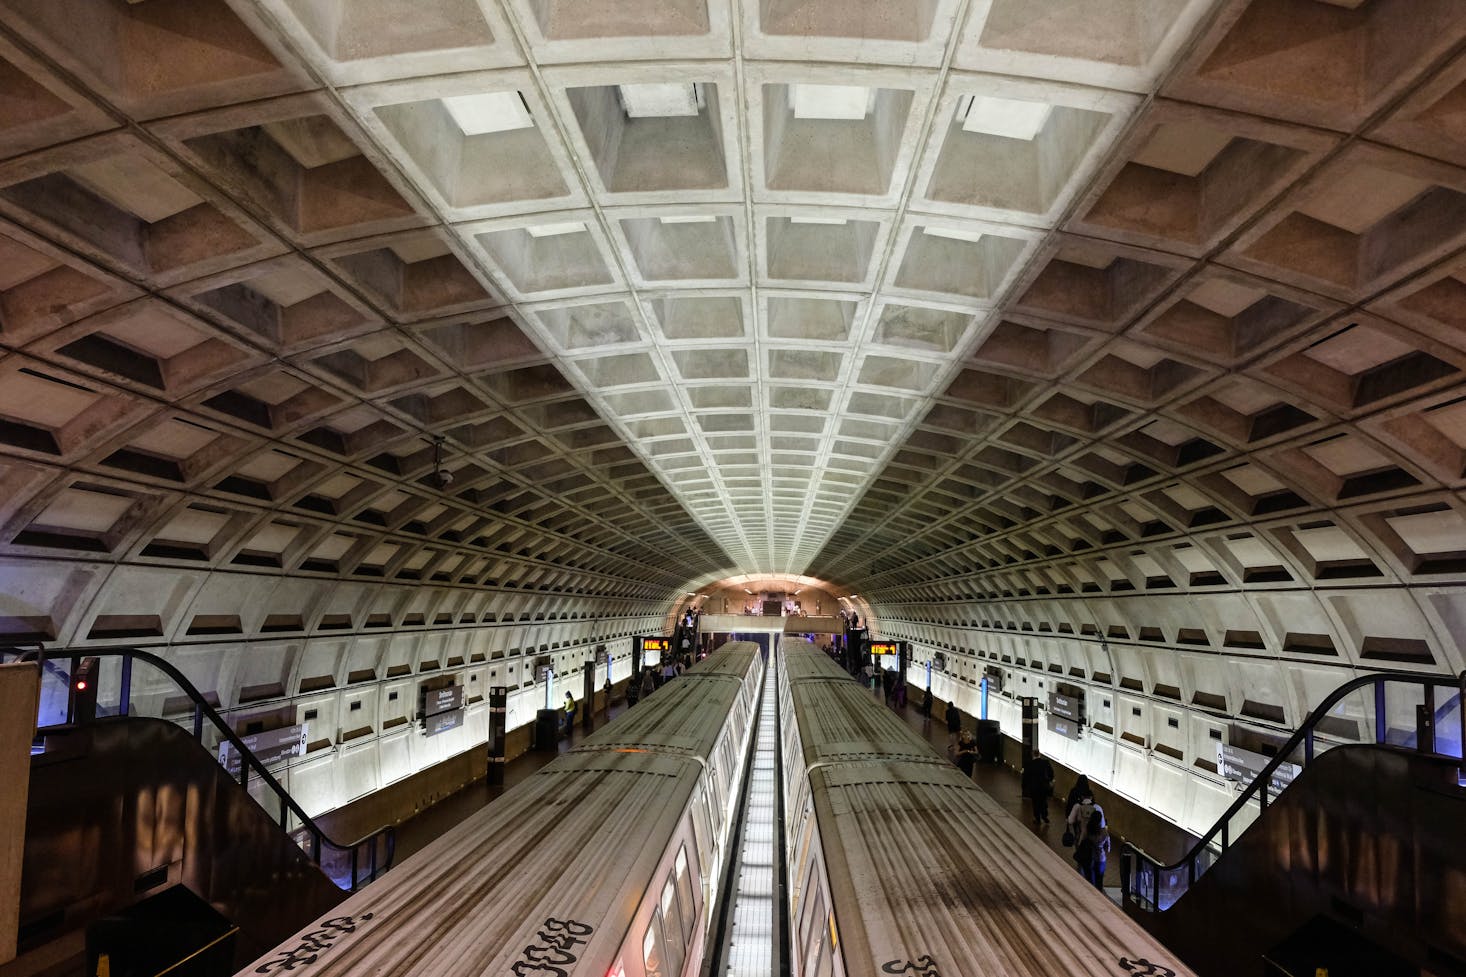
[777,639,1196,977]
[239,641,764,977]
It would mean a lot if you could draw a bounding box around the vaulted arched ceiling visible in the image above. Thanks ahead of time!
[0,0,1464,690]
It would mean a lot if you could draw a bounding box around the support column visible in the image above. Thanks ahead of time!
[1,662,39,965]
[581,662,594,732]
[486,686,507,786]
[1021,696,1039,759]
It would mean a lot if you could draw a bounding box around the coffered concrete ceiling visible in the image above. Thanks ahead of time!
[2,0,1466,662]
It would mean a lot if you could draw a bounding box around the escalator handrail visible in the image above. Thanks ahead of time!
[14,645,394,887]
[1123,668,1465,904]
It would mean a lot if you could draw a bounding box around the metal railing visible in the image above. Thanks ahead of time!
[5,645,394,891]
[1121,669,1466,912]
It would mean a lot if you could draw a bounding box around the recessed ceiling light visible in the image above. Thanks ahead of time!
[790,84,875,121]
[618,83,704,118]
[525,221,586,238]
[439,91,534,136]
[923,225,984,243]
[958,94,1052,141]
[789,216,849,226]
[659,215,719,224]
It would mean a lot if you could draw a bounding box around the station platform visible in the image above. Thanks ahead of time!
[377,668,1199,891]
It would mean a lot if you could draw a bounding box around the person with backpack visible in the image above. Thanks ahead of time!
[1063,773,1094,821]
[1074,809,1110,889]
[1065,787,1106,875]
[945,700,962,746]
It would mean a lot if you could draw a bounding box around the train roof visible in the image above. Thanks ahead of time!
[243,749,698,977]
[785,674,947,768]
[807,767,1197,977]
[780,644,852,682]
[683,642,763,678]
[571,641,760,758]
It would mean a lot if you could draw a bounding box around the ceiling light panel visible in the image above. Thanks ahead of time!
[618,83,704,118]
[440,91,534,135]
[790,83,875,120]
[958,94,1052,140]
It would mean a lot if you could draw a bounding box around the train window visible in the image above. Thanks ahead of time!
[674,847,696,943]
[802,891,826,977]
[657,884,687,977]
[660,880,684,952]
[690,792,712,878]
[642,925,663,977]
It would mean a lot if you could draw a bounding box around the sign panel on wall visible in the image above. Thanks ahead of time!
[424,708,465,737]
[1216,743,1301,794]
[419,684,465,719]
[219,722,308,777]
[1048,690,1085,724]
[1046,712,1082,741]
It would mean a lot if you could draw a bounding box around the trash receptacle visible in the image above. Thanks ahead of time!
[534,708,560,751]
[975,719,1002,764]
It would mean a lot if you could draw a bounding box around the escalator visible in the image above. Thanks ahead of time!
[21,717,345,966]
[1122,671,1466,977]
[8,647,395,972]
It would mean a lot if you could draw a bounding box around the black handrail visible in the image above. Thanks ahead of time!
[1121,668,1465,911]
[6,645,394,891]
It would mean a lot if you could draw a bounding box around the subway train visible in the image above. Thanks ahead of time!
[777,638,1197,977]
[239,641,764,977]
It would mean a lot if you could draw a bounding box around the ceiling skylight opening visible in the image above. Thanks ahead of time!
[923,225,984,243]
[525,221,587,238]
[790,83,876,120]
[618,82,705,118]
[440,91,534,135]
[957,94,1052,140]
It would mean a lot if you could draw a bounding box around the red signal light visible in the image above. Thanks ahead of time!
[75,680,87,691]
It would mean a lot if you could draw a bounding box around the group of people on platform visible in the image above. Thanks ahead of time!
[925,691,1112,891]
[1020,756,1110,889]
[625,651,699,707]
[558,644,703,739]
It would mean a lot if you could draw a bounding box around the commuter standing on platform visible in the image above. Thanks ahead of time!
[1021,749,1055,825]
[921,686,933,720]
[562,692,575,737]
[1075,809,1110,889]
[952,728,978,779]
[1066,785,1106,875]
[639,668,655,702]
[1063,773,1095,821]
[945,700,961,745]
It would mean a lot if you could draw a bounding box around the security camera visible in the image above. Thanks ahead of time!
[436,468,454,488]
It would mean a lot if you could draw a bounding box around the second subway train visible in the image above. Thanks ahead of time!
[777,638,1196,977]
